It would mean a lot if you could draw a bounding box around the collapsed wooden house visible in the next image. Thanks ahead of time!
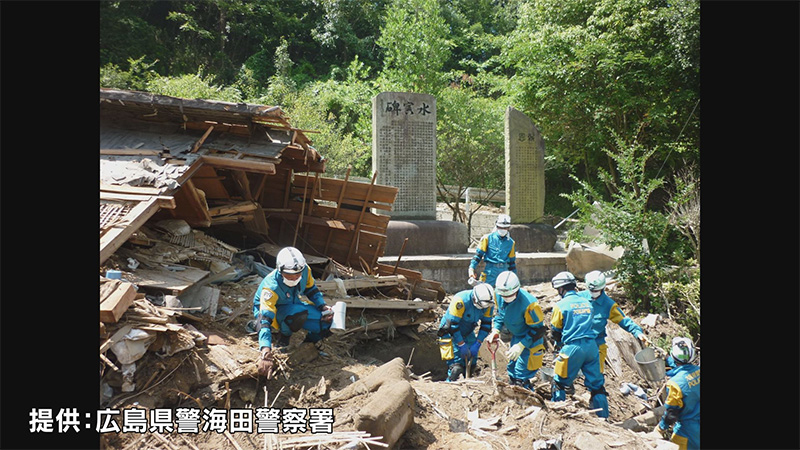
[99,88,445,335]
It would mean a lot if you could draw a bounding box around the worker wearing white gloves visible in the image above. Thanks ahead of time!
[580,270,650,373]
[485,271,546,391]
[252,247,333,378]
[437,283,496,382]
[549,271,608,418]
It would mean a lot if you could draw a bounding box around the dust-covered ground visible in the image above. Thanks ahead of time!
[100,279,693,450]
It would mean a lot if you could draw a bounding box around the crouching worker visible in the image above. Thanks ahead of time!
[485,271,546,391]
[252,247,333,378]
[655,337,700,450]
[549,271,608,418]
[438,283,495,382]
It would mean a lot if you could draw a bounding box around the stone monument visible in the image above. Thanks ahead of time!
[503,106,556,252]
[373,92,467,255]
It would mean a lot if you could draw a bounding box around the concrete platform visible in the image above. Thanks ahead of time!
[378,251,567,294]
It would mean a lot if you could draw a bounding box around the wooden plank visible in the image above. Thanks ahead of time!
[100,149,163,156]
[123,265,210,295]
[325,167,350,255]
[100,282,137,323]
[231,170,253,201]
[199,155,276,174]
[191,125,215,153]
[99,192,176,209]
[263,210,353,231]
[100,197,162,265]
[207,201,259,217]
[100,183,163,196]
[293,173,398,205]
[315,275,405,292]
[322,297,437,311]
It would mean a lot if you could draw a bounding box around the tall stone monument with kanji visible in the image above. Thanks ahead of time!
[373,92,438,220]
[373,92,467,255]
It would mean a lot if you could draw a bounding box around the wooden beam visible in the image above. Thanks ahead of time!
[100,183,163,196]
[191,125,215,153]
[100,282,137,323]
[322,297,437,311]
[100,197,162,265]
[324,166,350,255]
[346,171,377,265]
[231,170,254,201]
[183,179,212,224]
[207,201,259,217]
[100,191,176,209]
[265,211,353,231]
[100,149,163,156]
[199,155,276,174]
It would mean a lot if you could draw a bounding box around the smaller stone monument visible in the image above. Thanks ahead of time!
[504,106,556,252]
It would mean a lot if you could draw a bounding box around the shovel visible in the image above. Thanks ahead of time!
[488,339,499,385]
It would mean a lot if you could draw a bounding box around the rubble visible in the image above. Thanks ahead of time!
[98,89,696,450]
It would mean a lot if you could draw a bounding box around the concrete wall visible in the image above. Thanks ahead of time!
[378,252,567,294]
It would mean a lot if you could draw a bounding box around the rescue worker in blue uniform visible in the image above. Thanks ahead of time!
[469,214,516,287]
[485,271,547,391]
[580,270,650,374]
[656,337,700,450]
[437,283,495,382]
[252,247,333,378]
[549,271,608,418]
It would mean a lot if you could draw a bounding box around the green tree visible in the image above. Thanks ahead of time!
[562,131,691,312]
[376,0,453,94]
[503,0,700,216]
[436,87,506,233]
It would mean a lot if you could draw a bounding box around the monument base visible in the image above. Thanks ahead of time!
[384,220,468,256]
[509,223,558,253]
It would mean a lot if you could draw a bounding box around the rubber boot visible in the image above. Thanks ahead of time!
[551,381,567,402]
[447,364,465,382]
[274,333,292,349]
[590,389,609,418]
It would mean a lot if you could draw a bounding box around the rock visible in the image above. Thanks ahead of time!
[572,432,606,450]
[565,241,622,279]
[507,223,557,252]
[641,314,660,328]
[354,380,415,450]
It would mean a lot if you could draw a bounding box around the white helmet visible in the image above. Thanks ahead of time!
[585,270,607,291]
[495,271,521,300]
[551,271,576,289]
[472,283,495,309]
[276,247,306,274]
[495,214,511,228]
[670,337,695,364]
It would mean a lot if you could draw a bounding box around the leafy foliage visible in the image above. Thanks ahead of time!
[562,132,689,312]
[100,0,701,320]
[376,0,453,94]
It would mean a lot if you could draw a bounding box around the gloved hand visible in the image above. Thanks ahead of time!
[506,342,525,361]
[457,341,470,359]
[319,304,334,322]
[469,341,481,359]
[656,424,672,440]
[638,333,651,347]
[486,329,500,343]
[258,347,274,379]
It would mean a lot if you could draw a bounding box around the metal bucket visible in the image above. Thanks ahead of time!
[634,347,666,382]
[538,367,554,383]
